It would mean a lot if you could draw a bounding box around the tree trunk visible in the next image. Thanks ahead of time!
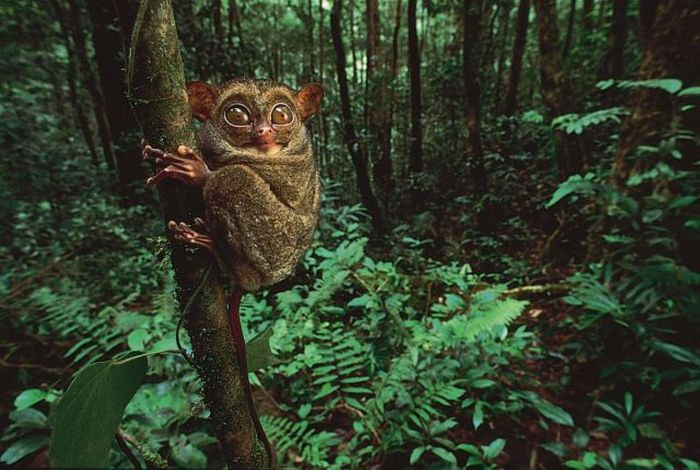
[407,0,423,173]
[504,0,530,116]
[330,0,384,232]
[463,0,487,192]
[493,0,512,112]
[534,0,580,179]
[67,0,115,169]
[52,0,99,166]
[390,0,402,78]
[228,0,252,76]
[613,1,700,186]
[582,0,594,31]
[366,0,394,208]
[562,0,576,57]
[638,0,657,48]
[127,1,271,468]
[600,0,628,79]
[86,0,145,198]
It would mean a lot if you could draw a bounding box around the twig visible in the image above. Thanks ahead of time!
[502,283,568,298]
[115,432,142,470]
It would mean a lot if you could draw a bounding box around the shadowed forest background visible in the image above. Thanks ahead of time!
[1,0,699,468]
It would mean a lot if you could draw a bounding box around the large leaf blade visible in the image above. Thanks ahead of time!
[49,355,148,468]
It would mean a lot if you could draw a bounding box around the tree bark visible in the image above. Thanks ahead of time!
[330,0,384,232]
[463,0,487,192]
[613,1,700,186]
[600,0,628,79]
[638,0,657,48]
[86,0,145,198]
[366,0,394,208]
[534,0,581,179]
[582,0,594,31]
[67,0,115,169]
[562,0,576,57]
[127,1,270,468]
[504,0,530,116]
[493,0,512,112]
[407,0,423,173]
[52,0,99,166]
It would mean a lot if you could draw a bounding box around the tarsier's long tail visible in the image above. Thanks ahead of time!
[228,288,275,469]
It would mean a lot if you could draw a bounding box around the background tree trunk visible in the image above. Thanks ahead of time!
[504,0,530,116]
[67,0,115,169]
[86,0,144,198]
[534,0,580,179]
[613,1,700,186]
[127,1,271,467]
[600,0,628,79]
[463,0,487,192]
[330,0,384,232]
[562,0,576,57]
[53,0,99,166]
[407,0,423,173]
[366,0,394,209]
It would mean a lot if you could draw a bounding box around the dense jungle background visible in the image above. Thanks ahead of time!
[1,0,699,468]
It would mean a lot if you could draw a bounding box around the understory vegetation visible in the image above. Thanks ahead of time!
[1,0,699,468]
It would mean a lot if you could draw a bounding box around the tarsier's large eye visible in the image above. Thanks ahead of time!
[271,104,293,125]
[224,105,251,126]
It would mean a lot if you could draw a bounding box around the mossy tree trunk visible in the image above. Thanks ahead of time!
[126,1,271,468]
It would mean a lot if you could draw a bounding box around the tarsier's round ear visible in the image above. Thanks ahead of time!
[295,83,324,121]
[186,81,217,122]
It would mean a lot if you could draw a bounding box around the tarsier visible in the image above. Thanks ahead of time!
[143,78,323,466]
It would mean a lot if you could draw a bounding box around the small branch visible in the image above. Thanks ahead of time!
[502,284,568,298]
[115,432,142,470]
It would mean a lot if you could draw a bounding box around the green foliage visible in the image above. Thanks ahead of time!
[49,354,148,468]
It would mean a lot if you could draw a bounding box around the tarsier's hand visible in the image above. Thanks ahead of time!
[142,141,211,187]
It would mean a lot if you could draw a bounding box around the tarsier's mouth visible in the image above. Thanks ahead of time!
[245,141,282,153]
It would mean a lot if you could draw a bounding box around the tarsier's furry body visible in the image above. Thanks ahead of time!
[143,78,323,468]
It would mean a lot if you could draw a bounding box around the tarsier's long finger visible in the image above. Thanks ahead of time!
[143,145,188,166]
[176,145,200,160]
[147,166,194,186]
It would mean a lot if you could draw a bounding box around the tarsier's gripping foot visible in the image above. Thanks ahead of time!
[168,220,217,255]
[142,141,211,187]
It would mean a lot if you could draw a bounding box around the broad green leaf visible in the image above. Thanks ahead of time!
[483,438,506,460]
[9,408,48,429]
[679,86,700,96]
[410,446,426,465]
[432,447,457,464]
[49,354,148,468]
[127,329,148,352]
[0,434,49,465]
[14,389,47,411]
[246,325,277,372]
[472,401,484,430]
[530,397,574,426]
[172,442,207,468]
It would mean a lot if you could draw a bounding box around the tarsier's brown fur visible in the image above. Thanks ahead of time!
[143,78,323,468]
[145,78,322,291]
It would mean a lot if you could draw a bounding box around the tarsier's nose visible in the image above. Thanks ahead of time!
[256,125,273,135]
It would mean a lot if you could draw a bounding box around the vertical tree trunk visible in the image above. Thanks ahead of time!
[67,0,115,169]
[613,1,700,186]
[562,0,576,57]
[86,0,145,198]
[600,0,628,79]
[331,0,384,232]
[212,0,225,44]
[52,0,99,166]
[582,0,594,31]
[407,0,423,173]
[463,0,487,192]
[493,0,512,112]
[390,0,402,78]
[349,0,358,87]
[638,0,657,48]
[504,0,530,115]
[127,1,271,468]
[318,0,330,175]
[366,0,394,208]
[228,0,252,76]
[534,0,580,178]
